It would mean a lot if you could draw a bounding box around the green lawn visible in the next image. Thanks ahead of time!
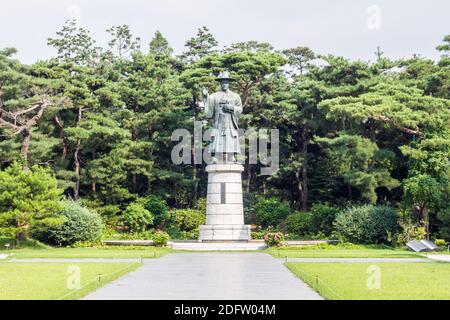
[4,246,173,259]
[0,262,141,300]
[267,244,422,258]
[0,236,173,259]
[286,262,450,300]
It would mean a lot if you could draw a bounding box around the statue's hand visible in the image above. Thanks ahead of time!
[224,104,234,113]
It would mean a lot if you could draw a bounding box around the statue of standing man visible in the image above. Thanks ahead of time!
[202,71,242,164]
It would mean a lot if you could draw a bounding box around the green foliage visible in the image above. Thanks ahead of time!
[437,208,450,241]
[253,197,292,228]
[106,25,140,59]
[121,202,153,232]
[101,226,153,241]
[180,26,218,63]
[388,218,426,247]
[284,212,312,237]
[0,163,64,242]
[2,21,450,243]
[0,236,49,250]
[152,230,170,247]
[143,195,170,227]
[403,174,443,211]
[194,198,207,212]
[309,203,339,236]
[334,205,399,244]
[43,199,103,246]
[47,18,98,65]
[171,209,205,232]
[315,134,399,204]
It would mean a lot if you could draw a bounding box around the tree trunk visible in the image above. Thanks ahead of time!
[301,128,309,211]
[295,169,305,211]
[91,151,96,193]
[191,145,198,202]
[370,122,376,142]
[74,140,81,200]
[54,115,67,159]
[422,206,430,240]
[15,222,29,247]
[247,164,252,193]
[73,107,83,200]
[132,173,137,192]
[20,128,31,170]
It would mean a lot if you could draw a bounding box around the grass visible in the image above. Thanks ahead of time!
[0,237,173,259]
[6,246,173,259]
[286,262,450,300]
[267,243,422,258]
[0,261,141,300]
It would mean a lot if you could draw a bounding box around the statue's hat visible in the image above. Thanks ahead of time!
[215,71,235,81]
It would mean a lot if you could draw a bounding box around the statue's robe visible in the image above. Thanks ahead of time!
[204,89,242,154]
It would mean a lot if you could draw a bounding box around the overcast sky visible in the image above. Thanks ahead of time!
[0,0,449,64]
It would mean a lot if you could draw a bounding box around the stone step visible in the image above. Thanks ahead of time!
[171,241,267,251]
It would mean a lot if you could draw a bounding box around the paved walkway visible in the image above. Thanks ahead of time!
[84,252,323,300]
[285,257,428,263]
[426,254,450,262]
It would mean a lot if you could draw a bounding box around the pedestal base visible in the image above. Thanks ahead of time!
[199,163,251,242]
[199,224,251,241]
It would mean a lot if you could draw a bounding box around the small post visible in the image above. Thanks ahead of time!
[285,256,287,263]
[98,273,102,283]
[315,275,319,287]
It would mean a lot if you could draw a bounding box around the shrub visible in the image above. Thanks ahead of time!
[0,162,64,244]
[251,231,266,240]
[437,208,450,241]
[171,209,205,232]
[284,212,312,236]
[44,200,103,246]
[310,203,339,236]
[166,227,199,240]
[153,230,170,247]
[243,192,258,224]
[194,198,207,212]
[263,232,285,247]
[122,202,153,232]
[101,226,153,240]
[388,218,426,247]
[435,239,447,247]
[334,205,399,245]
[253,197,292,228]
[143,195,170,228]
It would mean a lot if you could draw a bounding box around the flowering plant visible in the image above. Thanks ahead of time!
[263,232,285,247]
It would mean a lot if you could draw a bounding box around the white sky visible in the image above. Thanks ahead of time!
[0,0,449,64]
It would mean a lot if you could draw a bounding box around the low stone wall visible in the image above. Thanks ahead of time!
[285,240,339,246]
[102,240,154,246]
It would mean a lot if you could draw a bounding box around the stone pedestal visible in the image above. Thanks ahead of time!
[199,164,251,241]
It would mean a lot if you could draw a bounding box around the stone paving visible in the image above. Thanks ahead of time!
[83,252,323,300]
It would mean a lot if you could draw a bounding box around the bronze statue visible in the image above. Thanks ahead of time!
[202,71,242,163]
